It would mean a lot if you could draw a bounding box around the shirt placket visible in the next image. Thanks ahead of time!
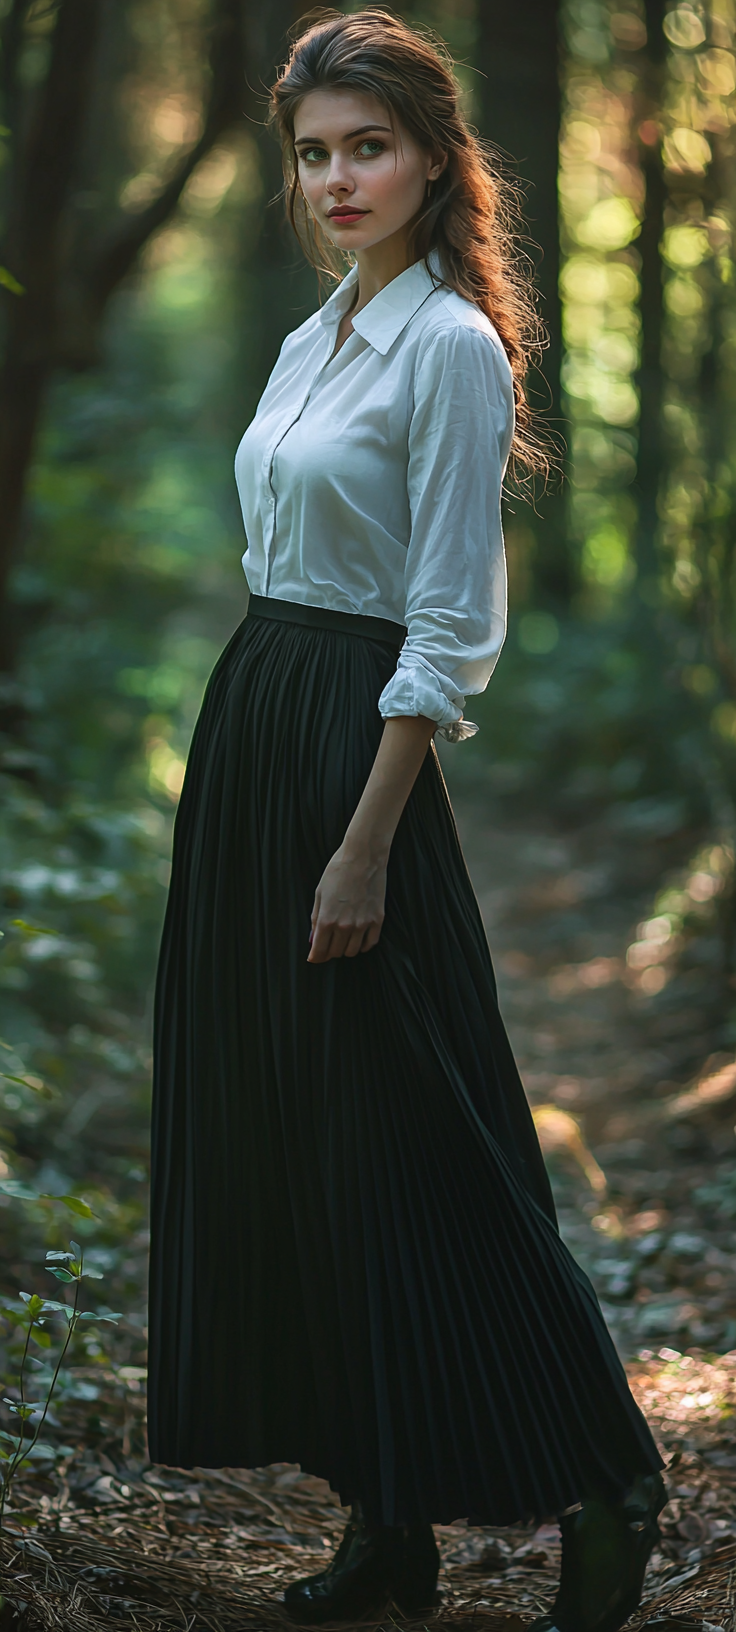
[263,333,337,595]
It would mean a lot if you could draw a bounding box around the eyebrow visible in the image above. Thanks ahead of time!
[294,124,393,146]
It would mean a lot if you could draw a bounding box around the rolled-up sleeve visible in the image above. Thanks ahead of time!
[378,320,513,733]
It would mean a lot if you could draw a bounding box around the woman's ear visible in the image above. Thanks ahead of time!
[428,150,449,182]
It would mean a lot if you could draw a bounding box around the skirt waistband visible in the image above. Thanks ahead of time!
[247,594,406,651]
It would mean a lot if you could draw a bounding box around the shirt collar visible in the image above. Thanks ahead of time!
[318,255,441,356]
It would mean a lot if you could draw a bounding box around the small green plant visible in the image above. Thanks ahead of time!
[0,1241,121,1524]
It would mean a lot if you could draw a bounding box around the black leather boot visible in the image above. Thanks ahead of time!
[283,1504,403,1624]
[528,1472,667,1632]
[391,1523,441,1616]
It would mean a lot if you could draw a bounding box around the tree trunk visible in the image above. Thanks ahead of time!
[0,0,103,643]
[635,0,667,588]
[237,0,319,403]
[475,0,568,603]
[0,0,259,642]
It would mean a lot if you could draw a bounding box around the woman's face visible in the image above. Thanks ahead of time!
[293,88,444,255]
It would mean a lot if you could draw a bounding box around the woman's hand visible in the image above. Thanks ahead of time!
[307,714,437,964]
[308,843,386,963]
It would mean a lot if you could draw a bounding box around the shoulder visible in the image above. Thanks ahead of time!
[412,286,514,404]
[407,283,516,457]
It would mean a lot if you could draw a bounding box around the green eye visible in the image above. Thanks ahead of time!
[300,146,328,164]
[357,140,384,157]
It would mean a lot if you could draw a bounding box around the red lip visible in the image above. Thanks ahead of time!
[328,208,368,220]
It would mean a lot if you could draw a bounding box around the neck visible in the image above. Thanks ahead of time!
[352,228,415,313]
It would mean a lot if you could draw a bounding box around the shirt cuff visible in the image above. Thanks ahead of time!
[378,660,459,727]
[377,654,479,744]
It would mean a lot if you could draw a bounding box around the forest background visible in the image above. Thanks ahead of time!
[3,0,736,1457]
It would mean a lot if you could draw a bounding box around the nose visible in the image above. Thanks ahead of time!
[326,154,354,197]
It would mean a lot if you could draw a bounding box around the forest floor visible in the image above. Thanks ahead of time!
[451,775,736,1364]
[2,779,736,1629]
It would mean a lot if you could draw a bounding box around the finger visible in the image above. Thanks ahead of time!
[343,926,367,958]
[308,923,336,963]
[309,923,356,962]
[361,921,383,953]
[326,927,352,960]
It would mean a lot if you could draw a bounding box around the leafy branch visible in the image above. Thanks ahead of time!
[0,1241,121,1524]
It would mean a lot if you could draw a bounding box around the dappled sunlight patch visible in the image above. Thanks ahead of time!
[626,914,680,993]
[145,736,186,802]
[630,1348,736,1436]
[559,4,645,606]
[533,1103,608,1194]
[668,1059,736,1119]
[548,955,622,996]
[623,842,732,996]
[582,523,635,587]
[663,125,713,173]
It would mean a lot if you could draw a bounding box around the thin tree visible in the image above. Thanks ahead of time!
[0,0,298,642]
[635,0,667,585]
[475,0,568,603]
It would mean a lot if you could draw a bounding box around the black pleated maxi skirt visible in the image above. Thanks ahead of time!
[148,595,662,1527]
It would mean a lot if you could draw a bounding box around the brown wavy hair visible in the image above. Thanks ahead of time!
[269,7,548,478]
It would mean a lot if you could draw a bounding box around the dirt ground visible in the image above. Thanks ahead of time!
[448,773,736,1362]
[2,779,736,1630]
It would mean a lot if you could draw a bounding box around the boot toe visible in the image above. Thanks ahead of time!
[283,1581,329,1625]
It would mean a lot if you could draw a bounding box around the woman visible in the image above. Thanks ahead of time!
[148,11,666,1629]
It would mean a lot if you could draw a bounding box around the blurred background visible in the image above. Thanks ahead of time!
[2,0,736,1395]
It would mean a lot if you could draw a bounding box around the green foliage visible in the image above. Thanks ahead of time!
[0,1236,120,1522]
[455,606,715,834]
[0,189,249,1325]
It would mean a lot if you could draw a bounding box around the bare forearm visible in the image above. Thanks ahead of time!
[307,714,436,963]
[343,714,436,863]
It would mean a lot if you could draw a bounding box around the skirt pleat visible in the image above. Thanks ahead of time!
[148,607,662,1525]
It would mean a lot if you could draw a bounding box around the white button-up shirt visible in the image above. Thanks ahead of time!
[234,256,513,731]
